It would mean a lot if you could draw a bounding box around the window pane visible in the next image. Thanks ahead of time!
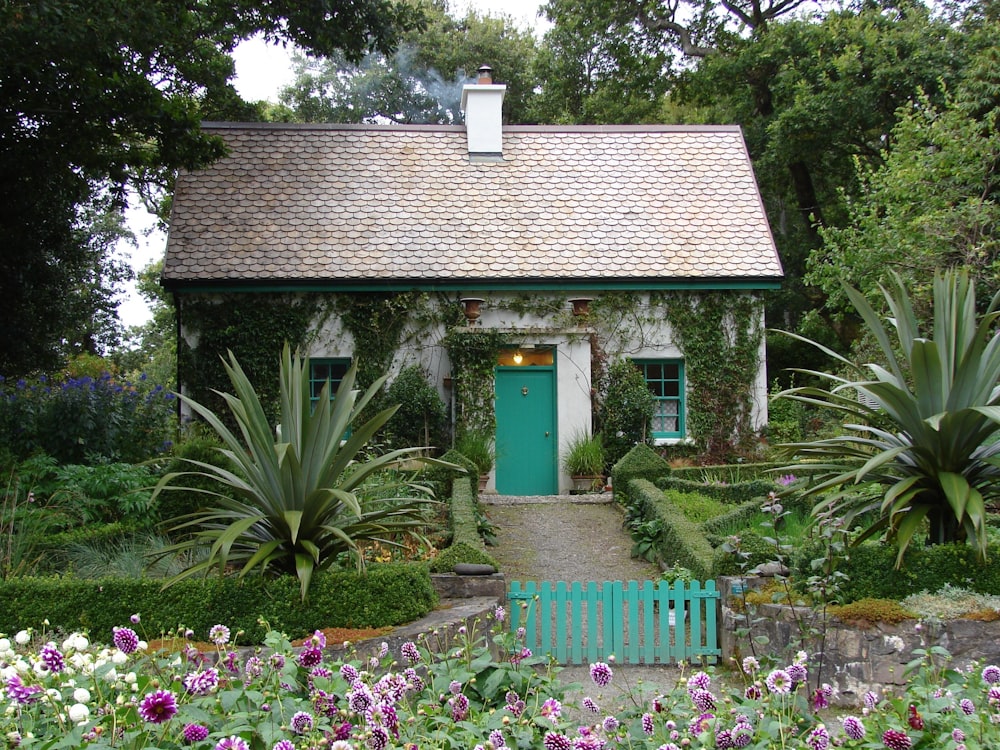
[664,363,679,379]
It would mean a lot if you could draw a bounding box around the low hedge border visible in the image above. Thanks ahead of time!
[0,564,436,643]
[655,476,777,505]
[700,498,764,538]
[628,479,714,580]
[427,459,500,574]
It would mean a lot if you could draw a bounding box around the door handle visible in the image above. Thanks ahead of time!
[545,431,550,437]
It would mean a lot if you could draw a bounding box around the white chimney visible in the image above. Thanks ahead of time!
[460,64,506,161]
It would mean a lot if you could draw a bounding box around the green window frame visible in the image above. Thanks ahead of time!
[309,358,351,408]
[634,359,685,439]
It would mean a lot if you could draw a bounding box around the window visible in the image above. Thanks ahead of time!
[309,359,350,407]
[634,359,684,439]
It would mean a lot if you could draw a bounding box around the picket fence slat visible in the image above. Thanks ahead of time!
[507,579,721,665]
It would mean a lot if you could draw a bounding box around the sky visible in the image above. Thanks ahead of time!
[117,0,547,329]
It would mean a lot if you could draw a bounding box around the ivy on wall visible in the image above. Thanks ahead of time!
[333,292,426,394]
[177,293,321,429]
[442,327,508,436]
[656,291,763,461]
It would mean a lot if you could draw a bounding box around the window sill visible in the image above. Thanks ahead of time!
[653,437,694,446]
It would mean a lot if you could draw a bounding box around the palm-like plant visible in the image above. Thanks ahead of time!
[775,271,1000,566]
[154,344,439,600]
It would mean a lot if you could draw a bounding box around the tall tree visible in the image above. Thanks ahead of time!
[809,14,1000,326]
[0,0,419,375]
[279,1,539,124]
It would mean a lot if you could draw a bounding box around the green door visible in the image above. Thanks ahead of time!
[495,367,557,495]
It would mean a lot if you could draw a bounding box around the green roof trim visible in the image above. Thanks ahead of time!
[164,279,782,294]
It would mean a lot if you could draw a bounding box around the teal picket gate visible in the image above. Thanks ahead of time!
[507,579,720,665]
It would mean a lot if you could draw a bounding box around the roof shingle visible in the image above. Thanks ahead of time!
[163,123,783,285]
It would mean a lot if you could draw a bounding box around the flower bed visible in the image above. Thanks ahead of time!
[5,607,1000,749]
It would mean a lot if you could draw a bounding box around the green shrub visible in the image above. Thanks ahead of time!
[449,476,486,550]
[0,564,435,642]
[790,540,1000,603]
[51,462,159,527]
[423,449,476,509]
[629,479,713,580]
[428,465,501,573]
[612,444,670,509]
[384,364,449,454]
[599,360,655,468]
[428,542,500,573]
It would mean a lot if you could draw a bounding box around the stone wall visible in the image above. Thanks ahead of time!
[718,577,1000,705]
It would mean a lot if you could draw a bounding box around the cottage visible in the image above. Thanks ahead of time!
[162,69,783,495]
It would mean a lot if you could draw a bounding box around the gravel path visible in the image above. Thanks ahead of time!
[480,493,692,713]
[481,493,660,584]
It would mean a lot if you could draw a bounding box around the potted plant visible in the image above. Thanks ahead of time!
[562,431,605,492]
[455,429,495,491]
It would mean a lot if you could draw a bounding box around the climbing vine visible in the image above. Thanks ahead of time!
[442,327,509,435]
[333,292,428,393]
[656,291,763,461]
[178,293,322,429]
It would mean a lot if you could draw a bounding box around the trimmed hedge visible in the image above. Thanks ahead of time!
[629,479,713,580]
[668,462,785,482]
[423,448,477,499]
[700,499,763,538]
[428,542,499,574]
[612,444,670,508]
[0,564,436,643]
[655,475,777,505]
[427,457,500,573]
[790,541,1000,603]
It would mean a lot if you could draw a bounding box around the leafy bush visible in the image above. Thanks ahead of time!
[791,540,1000,603]
[50,462,159,527]
[0,371,174,463]
[0,564,435,641]
[422,448,475,499]
[599,359,655,468]
[429,465,500,573]
[384,364,449,453]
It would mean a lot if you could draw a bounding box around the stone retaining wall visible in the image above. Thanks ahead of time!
[718,577,1000,705]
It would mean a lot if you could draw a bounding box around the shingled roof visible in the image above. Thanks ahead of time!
[162,122,782,288]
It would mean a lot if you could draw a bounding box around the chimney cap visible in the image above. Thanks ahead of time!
[477,64,493,84]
